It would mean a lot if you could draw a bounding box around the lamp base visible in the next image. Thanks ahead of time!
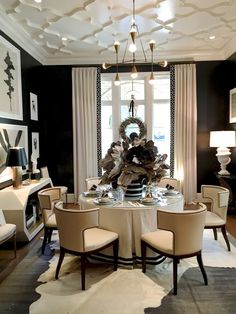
[218,169,230,176]
[216,153,231,177]
[12,166,23,189]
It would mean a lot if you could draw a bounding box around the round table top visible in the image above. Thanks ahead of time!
[79,190,184,212]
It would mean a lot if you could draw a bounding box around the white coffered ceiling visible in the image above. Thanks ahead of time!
[0,0,236,65]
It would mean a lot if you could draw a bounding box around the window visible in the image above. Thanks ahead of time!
[101,72,170,162]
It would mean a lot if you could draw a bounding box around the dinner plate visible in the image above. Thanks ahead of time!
[94,198,113,205]
[163,190,180,196]
[140,198,159,205]
[83,191,99,197]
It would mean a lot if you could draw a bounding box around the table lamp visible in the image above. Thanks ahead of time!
[6,147,28,188]
[210,130,236,176]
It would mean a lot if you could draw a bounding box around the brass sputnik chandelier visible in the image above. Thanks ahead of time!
[102,0,168,86]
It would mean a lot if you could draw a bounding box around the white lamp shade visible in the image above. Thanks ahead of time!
[210,131,236,148]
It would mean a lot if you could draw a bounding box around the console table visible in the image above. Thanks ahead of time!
[0,178,52,241]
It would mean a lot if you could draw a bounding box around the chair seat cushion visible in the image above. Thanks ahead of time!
[0,224,16,243]
[46,213,57,228]
[141,229,173,255]
[205,211,225,227]
[84,228,118,252]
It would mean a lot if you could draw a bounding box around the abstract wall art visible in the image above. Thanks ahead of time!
[0,123,28,183]
[0,35,23,120]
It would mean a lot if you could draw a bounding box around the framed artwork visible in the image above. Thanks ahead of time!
[0,123,28,183]
[30,92,38,121]
[0,35,23,120]
[230,87,236,123]
[31,132,39,158]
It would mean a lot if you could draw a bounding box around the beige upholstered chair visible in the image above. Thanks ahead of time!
[40,166,68,203]
[141,205,207,295]
[85,177,101,191]
[158,177,181,191]
[0,209,16,258]
[54,201,119,290]
[38,187,61,254]
[201,185,230,251]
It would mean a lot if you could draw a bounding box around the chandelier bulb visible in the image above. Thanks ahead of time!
[158,60,168,67]
[129,43,137,53]
[114,73,121,86]
[114,41,120,53]
[149,72,155,85]
[131,68,138,79]
[149,40,156,52]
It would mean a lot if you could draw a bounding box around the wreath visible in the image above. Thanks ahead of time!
[119,117,147,143]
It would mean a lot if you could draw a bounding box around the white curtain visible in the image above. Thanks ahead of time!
[174,64,197,204]
[72,67,98,202]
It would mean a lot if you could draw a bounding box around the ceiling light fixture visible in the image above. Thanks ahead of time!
[209,35,215,40]
[102,0,168,85]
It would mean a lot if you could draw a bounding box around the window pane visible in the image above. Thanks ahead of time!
[121,80,144,100]
[101,105,112,157]
[153,76,170,100]
[121,105,144,122]
[101,72,171,169]
[153,102,170,162]
[101,80,112,101]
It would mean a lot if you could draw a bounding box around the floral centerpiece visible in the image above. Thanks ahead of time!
[99,118,169,188]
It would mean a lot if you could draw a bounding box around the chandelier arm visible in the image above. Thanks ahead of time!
[136,24,147,62]
[132,0,135,21]
[122,39,129,63]
[139,38,147,62]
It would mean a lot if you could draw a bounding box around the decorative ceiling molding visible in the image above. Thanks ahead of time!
[0,0,235,65]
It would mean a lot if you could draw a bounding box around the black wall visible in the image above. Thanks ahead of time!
[0,31,42,189]
[1,30,236,193]
[197,61,236,190]
[36,66,74,191]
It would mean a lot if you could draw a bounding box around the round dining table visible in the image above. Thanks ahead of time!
[79,192,184,266]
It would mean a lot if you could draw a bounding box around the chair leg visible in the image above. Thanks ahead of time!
[113,239,119,271]
[42,228,49,254]
[13,233,17,258]
[173,257,178,295]
[47,229,53,243]
[141,240,147,273]
[221,225,231,251]
[196,253,208,285]
[55,248,65,279]
[213,228,217,240]
[81,254,86,290]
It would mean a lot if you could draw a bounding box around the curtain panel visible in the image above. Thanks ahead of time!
[174,64,197,204]
[72,67,98,201]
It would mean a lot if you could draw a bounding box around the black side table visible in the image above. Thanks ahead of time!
[214,172,236,214]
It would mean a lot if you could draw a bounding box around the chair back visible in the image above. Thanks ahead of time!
[158,177,181,191]
[40,166,50,178]
[157,205,206,255]
[38,187,61,224]
[201,185,229,222]
[0,209,6,225]
[85,177,101,191]
[54,201,99,252]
